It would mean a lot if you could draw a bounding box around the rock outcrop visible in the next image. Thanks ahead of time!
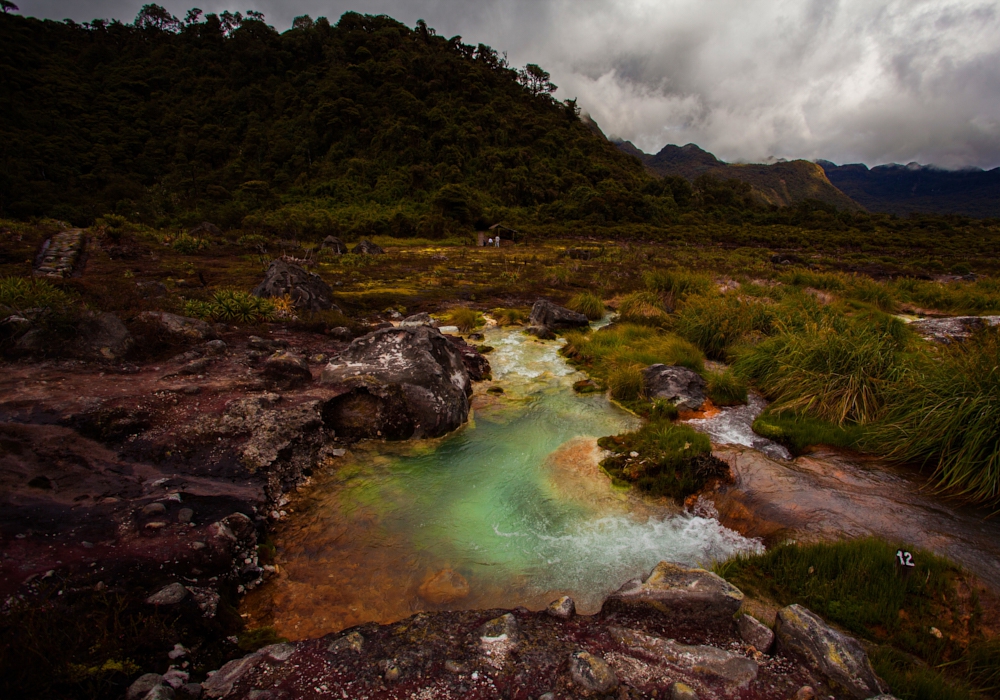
[910,315,1000,343]
[351,239,385,255]
[642,364,707,411]
[251,259,336,311]
[321,325,472,439]
[139,311,219,342]
[321,236,347,254]
[528,299,589,337]
[775,604,885,698]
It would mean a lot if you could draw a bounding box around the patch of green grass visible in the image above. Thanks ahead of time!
[752,409,864,454]
[871,647,976,700]
[643,269,713,298]
[567,291,605,320]
[598,420,723,501]
[872,328,1000,505]
[706,369,748,406]
[673,294,775,360]
[892,277,1000,314]
[0,276,75,312]
[491,307,528,326]
[714,538,966,665]
[444,306,483,332]
[618,290,671,325]
[607,363,644,402]
[733,313,909,425]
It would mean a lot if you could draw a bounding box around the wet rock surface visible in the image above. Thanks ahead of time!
[642,364,707,412]
[528,299,589,336]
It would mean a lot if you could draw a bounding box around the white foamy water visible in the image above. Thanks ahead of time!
[687,392,792,460]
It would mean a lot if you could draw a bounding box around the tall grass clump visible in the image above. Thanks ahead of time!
[491,307,528,326]
[674,294,775,360]
[872,328,1000,504]
[618,291,670,325]
[607,363,644,402]
[567,291,605,320]
[445,306,483,332]
[0,276,75,313]
[643,269,712,298]
[892,277,1000,315]
[705,370,748,406]
[733,314,909,425]
[184,289,275,324]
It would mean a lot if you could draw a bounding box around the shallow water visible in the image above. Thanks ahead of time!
[686,392,792,460]
[244,326,763,640]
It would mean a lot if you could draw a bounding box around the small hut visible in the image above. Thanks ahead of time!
[488,223,520,246]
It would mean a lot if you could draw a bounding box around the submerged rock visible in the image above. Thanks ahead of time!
[251,259,336,311]
[320,325,472,439]
[775,603,885,698]
[418,569,470,604]
[602,561,744,630]
[642,364,706,412]
[528,299,589,337]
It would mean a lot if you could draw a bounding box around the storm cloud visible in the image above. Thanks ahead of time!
[17,0,1000,168]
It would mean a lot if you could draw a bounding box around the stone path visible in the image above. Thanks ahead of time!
[34,228,86,278]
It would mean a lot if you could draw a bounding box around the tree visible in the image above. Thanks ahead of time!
[184,8,203,25]
[1,1,18,14]
[518,64,557,97]
[292,15,314,30]
[134,4,180,32]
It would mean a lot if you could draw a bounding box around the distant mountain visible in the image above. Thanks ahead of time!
[818,161,1000,218]
[617,142,862,211]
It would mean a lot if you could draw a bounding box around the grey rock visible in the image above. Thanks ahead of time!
[177,357,213,375]
[139,312,218,342]
[910,315,1000,344]
[327,631,364,654]
[177,508,194,524]
[202,653,263,698]
[201,339,227,355]
[142,502,167,516]
[178,683,203,699]
[351,239,384,255]
[34,229,86,278]
[248,335,289,352]
[328,326,353,342]
[259,643,296,662]
[321,236,347,254]
[613,627,757,688]
[145,583,188,605]
[642,364,707,411]
[399,312,437,328]
[143,686,176,700]
[262,351,311,387]
[526,325,555,340]
[321,325,472,439]
[546,595,576,619]
[162,668,189,688]
[128,673,164,700]
[479,613,519,641]
[528,299,589,334]
[738,613,775,653]
[602,561,744,630]
[568,650,618,694]
[775,604,885,699]
[252,259,336,311]
[78,311,134,360]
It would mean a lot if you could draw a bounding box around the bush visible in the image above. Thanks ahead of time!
[0,276,75,312]
[705,370,748,406]
[184,289,275,324]
[598,421,722,501]
[607,363,644,402]
[872,328,1000,504]
[445,306,482,332]
[567,291,605,320]
[172,234,210,254]
[643,269,712,298]
[491,307,528,326]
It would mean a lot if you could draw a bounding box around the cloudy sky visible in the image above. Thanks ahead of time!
[15,0,1000,168]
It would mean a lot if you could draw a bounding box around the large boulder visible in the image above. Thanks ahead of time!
[775,604,885,699]
[251,259,336,311]
[78,311,134,360]
[139,311,218,342]
[446,335,491,381]
[321,236,347,254]
[351,239,384,255]
[601,561,744,630]
[642,364,707,412]
[320,325,472,439]
[528,299,589,337]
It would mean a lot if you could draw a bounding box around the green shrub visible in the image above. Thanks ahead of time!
[871,646,976,700]
[0,276,75,312]
[618,291,670,325]
[598,421,721,501]
[567,291,605,320]
[848,277,897,311]
[872,328,1000,504]
[492,307,528,326]
[674,294,775,359]
[607,363,644,402]
[172,234,210,254]
[184,289,275,324]
[733,314,909,425]
[445,306,482,332]
[705,370,748,406]
[237,233,268,249]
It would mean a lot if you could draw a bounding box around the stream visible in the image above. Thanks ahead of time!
[242,325,762,640]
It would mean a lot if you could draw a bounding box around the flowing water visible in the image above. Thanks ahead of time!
[243,325,763,640]
[686,392,792,461]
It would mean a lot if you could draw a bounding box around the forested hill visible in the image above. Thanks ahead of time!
[1,8,704,236]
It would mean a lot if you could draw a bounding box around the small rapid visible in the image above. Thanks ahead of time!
[686,392,792,460]
[243,324,762,640]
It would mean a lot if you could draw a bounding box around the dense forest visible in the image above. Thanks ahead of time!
[1,6,996,240]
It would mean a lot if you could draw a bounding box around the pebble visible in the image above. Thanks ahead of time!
[177,508,194,524]
[568,650,618,694]
[146,583,188,605]
[671,681,699,700]
[142,502,167,516]
[794,686,816,699]
[546,595,576,619]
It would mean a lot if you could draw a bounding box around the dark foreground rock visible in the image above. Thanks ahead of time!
[139,311,219,342]
[321,236,347,254]
[320,325,473,439]
[351,239,385,255]
[528,299,589,337]
[642,364,707,411]
[251,259,336,311]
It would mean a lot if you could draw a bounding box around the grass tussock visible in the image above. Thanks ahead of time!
[733,314,909,425]
[752,409,864,454]
[0,276,75,312]
[607,363,645,402]
[491,307,528,326]
[643,269,713,298]
[673,294,775,360]
[598,420,724,501]
[872,328,1000,504]
[617,291,671,325]
[444,306,483,332]
[705,370,748,406]
[567,291,605,320]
